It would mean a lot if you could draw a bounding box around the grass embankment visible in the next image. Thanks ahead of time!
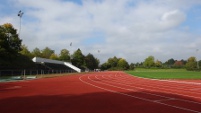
[126,68,201,79]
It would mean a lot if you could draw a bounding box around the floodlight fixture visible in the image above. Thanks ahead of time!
[18,10,24,37]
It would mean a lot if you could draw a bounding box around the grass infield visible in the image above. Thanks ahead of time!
[126,68,201,79]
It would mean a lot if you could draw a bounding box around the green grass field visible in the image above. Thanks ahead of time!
[126,68,201,79]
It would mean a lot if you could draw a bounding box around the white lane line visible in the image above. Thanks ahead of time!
[116,74,200,88]
[97,75,174,99]
[79,75,201,113]
[190,88,201,91]
[161,80,201,85]
[5,86,22,90]
[114,74,201,95]
[153,98,176,102]
[101,74,201,105]
[90,72,201,106]
[103,74,201,104]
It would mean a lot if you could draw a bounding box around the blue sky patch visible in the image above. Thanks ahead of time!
[83,32,106,46]
[62,0,83,5]
[181,5,201,34]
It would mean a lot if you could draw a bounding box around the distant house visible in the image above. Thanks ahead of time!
[174,60,184,67]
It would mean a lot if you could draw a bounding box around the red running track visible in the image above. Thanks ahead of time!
[0,71,201,113]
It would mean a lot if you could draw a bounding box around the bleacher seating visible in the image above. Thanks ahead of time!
[32,57,81,73]
[35,62,75,73]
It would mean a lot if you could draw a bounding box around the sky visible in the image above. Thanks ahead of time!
[1,0,201,63]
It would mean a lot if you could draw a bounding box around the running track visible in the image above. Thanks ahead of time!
[0,71,201,113]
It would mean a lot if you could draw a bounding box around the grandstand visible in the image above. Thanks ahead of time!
[0,57,81,82]
[32,57,81,73]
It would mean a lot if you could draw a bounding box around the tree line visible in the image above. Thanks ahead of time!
[0,23,200,71]
[20,45,133,71]
[0,23,130,71]
[0,23,99,70]
[142,56,201,71]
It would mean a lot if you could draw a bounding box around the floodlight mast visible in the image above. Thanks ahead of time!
[70,42,72,63]
[98,50,100,67]
[18,10,24,37]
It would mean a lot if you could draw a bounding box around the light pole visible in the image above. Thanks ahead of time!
[18,10,24,79]
[18,10,24,37]
[97,50,100,70]
[196,49,199,69]
[70,42,72,63]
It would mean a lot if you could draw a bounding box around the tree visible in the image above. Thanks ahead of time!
[19,44,33,58]
[185,56,197,70]
[143,56,155,68]
[95,58,100,68]
[181,59,187,65]
[72,48,85,69]
[59,49,70,62]
[135,62,143,67]
[0,23,22,55]
[50,53,59,60]
[165,58,175,67]
[85,53,99,70]
[41,47,54,58]
[199,60,201,68]
[129,63,135,70]
[101,56,130,70]
[32,47,42,57]
[107,56,119,68]
[155,60,162,67]
[117,58,129,70]
[0,23,35,69]
[100,62,110,70]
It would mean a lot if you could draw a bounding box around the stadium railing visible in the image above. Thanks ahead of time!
[0,69,76,81]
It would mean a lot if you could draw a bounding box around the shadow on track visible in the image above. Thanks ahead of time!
[0,91,200,113]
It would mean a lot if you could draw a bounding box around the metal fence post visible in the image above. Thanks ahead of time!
[24,69,26,80]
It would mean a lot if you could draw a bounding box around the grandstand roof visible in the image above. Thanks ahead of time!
[32,57,81,73]
[32,57,64,65]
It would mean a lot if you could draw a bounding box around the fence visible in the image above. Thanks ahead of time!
[0,69,76,77]
[0,69,77,82]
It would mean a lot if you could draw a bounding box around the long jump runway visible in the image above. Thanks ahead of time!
[0,71,201,113]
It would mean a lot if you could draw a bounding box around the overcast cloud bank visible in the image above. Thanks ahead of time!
[1,0,201,63]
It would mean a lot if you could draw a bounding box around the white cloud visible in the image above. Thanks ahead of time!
[160,10,186,30]
[1,0,201,63]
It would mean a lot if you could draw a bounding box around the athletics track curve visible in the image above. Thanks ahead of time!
[0,71,201,113]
